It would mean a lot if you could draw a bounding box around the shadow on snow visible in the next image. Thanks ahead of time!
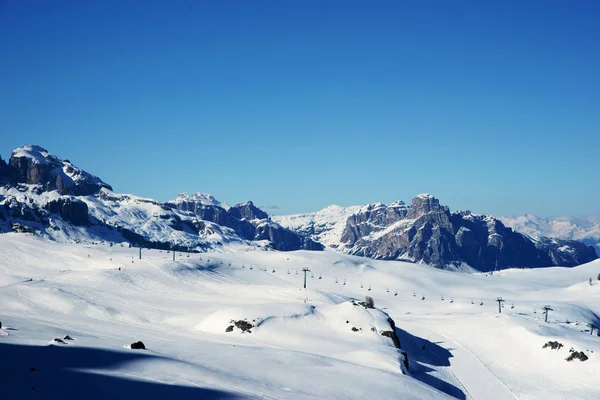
[395,327,467,400]
[0,343,241,400]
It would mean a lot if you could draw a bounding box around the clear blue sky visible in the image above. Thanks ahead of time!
[1,1,599,217]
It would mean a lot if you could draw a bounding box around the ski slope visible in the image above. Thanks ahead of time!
[1,233,600,399]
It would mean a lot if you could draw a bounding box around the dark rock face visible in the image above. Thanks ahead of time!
[45,198,89,226]
[0,155,14,183]
[338,195,598,270]
[7,145,111,195]
[229,201,268,221]
[254,222,324,251]
[535,236,598,267]
[1,195,48,226]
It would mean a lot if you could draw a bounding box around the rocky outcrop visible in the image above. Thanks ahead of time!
[340,202,409,245]
[312,194,599,270]
[8,145,111,195]
[229,201,268,221]
[342,197,457,266]
[166,200,256,240]
[408,194,448,219]
[45,197,89,226]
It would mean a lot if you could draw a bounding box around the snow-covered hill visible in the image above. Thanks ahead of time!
[273,204,362,248]
[501,214,600,256]
[1,233,600,399]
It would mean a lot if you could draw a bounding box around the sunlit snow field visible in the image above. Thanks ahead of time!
[1,233,599,399]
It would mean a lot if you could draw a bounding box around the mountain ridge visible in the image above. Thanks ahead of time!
[275,197,598,271]
[0,144,596,271]
[0,145,321,253]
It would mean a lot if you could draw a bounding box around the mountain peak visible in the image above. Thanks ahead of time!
[415,193,435,199]
[409,194,444,219]
[173,192,228,209]
[230,201,268,220]
[11,144,56,165]
[7,145,112,195]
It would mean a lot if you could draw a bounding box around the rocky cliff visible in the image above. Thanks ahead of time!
[4,145,112,195]
[166,194,323,251]
[278,194,598,271]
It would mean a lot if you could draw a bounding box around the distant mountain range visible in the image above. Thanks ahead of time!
[500,214,600,256]
[0,145,597,271]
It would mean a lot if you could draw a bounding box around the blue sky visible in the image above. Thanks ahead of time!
[1,1,599,217]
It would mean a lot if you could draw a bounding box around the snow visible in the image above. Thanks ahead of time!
[10,144,54,165]
[0,185,262,252]
[415,193,435,199]
[273,204,362,247]
[1,233,600,399]
[172,192,230,210]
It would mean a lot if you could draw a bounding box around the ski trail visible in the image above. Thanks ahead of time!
[401,320,519,400]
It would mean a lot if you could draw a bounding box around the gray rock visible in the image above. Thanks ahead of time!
[334,195,598,270]
[45,197,89,226]
[229,201,268,221]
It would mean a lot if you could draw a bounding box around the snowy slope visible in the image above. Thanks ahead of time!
[0,234,444,400]
[0,184,257,252]
[273,204,363,247]
[501,214,600,255]
[2,233,600,399]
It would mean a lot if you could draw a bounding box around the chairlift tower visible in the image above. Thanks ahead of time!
[302,267,311,289]
[496,297,505,313]
[542,305,553,322]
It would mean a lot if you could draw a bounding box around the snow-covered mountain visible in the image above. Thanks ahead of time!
[1,144,597,272]
[276,195,598,271]
[500,214,600,256]
[0,145,320,253]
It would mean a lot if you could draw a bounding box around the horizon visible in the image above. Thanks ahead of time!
[2,1,599,217]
